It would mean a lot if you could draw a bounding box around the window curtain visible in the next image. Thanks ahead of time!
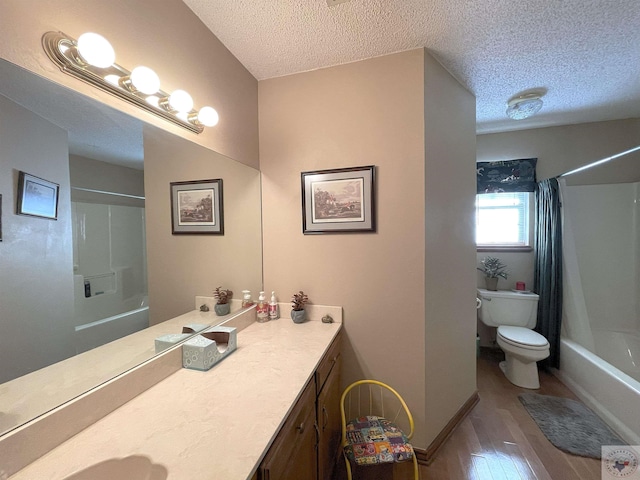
[477,158,537,194]
[534,178,562,369]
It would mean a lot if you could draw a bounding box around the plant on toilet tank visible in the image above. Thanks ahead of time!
[478,256,509,291]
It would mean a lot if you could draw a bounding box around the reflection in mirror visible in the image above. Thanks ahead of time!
[0,59,262,437]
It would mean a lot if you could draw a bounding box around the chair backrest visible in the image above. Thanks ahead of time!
[340,380,415,445]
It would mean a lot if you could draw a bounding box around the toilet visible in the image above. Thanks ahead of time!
[477,288,550,389]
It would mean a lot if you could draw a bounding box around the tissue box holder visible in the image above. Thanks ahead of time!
[154,333,191,353]
[154,324,209,353]
[182,326,237,371]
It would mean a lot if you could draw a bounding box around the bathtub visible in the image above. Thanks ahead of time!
[554,337,640,444]
[74,293,149,354]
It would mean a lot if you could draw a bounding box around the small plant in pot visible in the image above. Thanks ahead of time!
[478,256,508,291]
[291,291,309,324]
[213,287,233,316]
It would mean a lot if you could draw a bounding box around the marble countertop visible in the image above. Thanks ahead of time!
[9,315,342,480]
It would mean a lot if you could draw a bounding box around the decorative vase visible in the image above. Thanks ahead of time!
[485,277,499,291]
[214,303,231,316]
[291,309,307,324]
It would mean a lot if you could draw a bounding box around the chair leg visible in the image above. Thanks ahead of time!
[343,449,353,480]
[412,454,419,480]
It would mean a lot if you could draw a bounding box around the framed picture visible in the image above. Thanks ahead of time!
[301,165,376,234]
[16,171,59,220]
[170,179,224,235]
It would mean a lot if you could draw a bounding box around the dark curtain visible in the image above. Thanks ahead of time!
[534,178,563,369]
[477,158,537,194]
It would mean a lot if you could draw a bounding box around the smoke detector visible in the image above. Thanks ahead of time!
[506,89,547,120]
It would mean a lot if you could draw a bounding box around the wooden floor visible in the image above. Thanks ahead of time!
[423,348,602,480]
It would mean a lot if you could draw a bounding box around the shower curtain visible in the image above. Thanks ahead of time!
[534,178,563,369]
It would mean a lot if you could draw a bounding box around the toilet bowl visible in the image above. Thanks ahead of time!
[496,325,549,389]
[477,289,550,389]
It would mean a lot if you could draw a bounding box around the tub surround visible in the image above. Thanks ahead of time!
[6,306,342,479]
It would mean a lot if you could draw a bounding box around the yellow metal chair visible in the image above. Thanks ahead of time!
[340,380,419,480]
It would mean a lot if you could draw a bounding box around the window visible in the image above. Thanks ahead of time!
[476,192,531,249]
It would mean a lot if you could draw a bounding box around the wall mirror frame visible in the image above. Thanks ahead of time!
[0,58,263,438]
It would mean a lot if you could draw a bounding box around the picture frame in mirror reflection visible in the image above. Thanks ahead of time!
[170,178,224,234]
[16,171,59,220]
[301,165,376,234]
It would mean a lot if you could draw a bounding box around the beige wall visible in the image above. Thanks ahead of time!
[477,118,640,180]
[144,127,262,325]
[423,53,478,445]
[0,0,259,169]
[0,94,76,382]
[259,49,477,449]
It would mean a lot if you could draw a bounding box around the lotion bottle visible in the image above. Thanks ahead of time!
[256,291,269,323]
[268,291,280,320]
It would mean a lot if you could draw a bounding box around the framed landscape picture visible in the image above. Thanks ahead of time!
[301,165,376,234]
[170,179,223,234]
[16,171,59,220]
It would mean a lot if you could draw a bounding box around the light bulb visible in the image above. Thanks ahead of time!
[168,89,193,113]
[198,106,219,127]
[77,32,115,68]
[130,66,160,95]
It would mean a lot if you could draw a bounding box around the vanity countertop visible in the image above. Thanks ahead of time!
[9,316,342,480]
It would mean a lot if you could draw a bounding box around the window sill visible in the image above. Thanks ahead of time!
[477,245,533,253]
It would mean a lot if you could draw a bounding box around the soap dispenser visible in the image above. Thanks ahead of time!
[242,290,254,308]
[268,291,280,320]
[256,291,269,323]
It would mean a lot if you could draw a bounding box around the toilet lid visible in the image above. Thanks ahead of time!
[498,326,549,348]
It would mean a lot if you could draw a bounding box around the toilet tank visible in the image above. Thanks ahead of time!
[477,289,539,328]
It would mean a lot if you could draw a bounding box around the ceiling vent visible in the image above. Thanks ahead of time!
[327,0,352,6]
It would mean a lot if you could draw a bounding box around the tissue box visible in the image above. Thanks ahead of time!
[182,323,208,334]
[155,333,192,353]
[182,326,237,371]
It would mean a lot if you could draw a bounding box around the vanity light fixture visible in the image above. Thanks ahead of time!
[506,89,547,120]
[42,31,219,133]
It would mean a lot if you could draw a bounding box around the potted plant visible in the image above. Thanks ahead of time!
[477,257,508,291]
[213,287,233,316]
[291,290,309,324]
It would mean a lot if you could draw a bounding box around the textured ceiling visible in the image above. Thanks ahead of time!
[183,0,640,134]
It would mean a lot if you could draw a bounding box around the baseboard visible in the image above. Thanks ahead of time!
[417,390,480,465]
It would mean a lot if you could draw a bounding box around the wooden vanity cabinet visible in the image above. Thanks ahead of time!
[316,333,342,480]
[258,331,342,480]
[259,379,318,480]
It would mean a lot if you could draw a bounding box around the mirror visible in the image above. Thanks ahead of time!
[0,59,263,436]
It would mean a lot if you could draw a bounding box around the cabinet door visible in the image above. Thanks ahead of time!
[317,350,342,480]
[260,381,318,480]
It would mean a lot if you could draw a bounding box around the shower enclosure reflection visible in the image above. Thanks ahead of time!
[72,198,148,353]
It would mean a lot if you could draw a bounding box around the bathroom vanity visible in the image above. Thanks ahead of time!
[5,307,342,479]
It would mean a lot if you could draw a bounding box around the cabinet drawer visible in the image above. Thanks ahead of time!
[315,332,342,396]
